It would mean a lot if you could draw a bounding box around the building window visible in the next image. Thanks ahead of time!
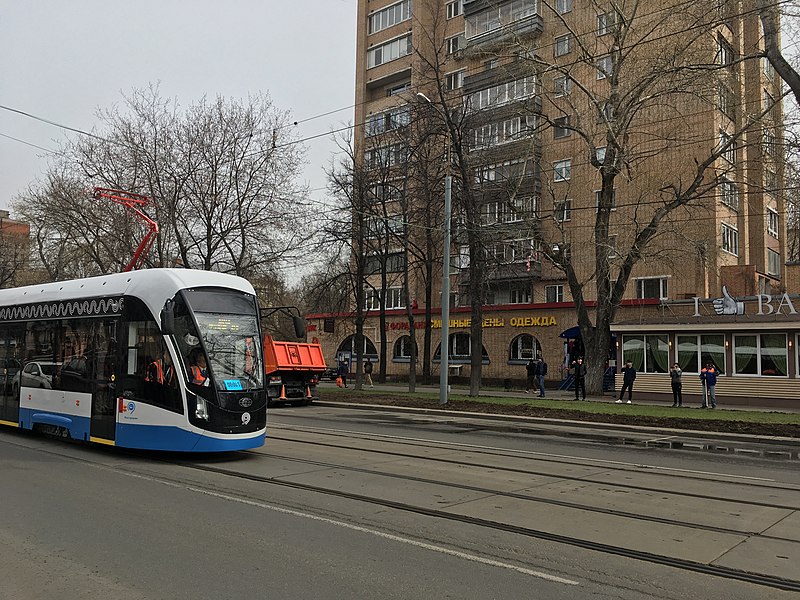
[717,36,734,68]
[676,334,726,373]
[468,76,537,111]
[445,70,465,90]
[365,107,411,137]
[475,157,536,183]
[446,0,464,19]
[446,34,465,54]
[621,334,669,373]
[596,55,612,79]
[556,0,573,14]
[386,81,412,97]
[765,169,777,195]
[365,287,406,311]
[364,143,408,168]
[719,131,735,163]
[368,0,412,35]
[509,334,541,361]
[553,159,571,181]
[554,199,571,222]
[768,208,779,238]
[555,34,572,57]
[434,333,489,363]
[636,277,668,300]
[554,75,571,97]
[367,35,412,69]
[553,116,571,138]
[465,0,538,39]
[392,335,414,362]
[763,129,776,156]
[510,287,532,304]
[767,249,781,276]
[764,88,775,110]
[471,116,538,150]
[762,56,776,79]
[718,83,734,120]
[734,334,787,376]
[719,177,739,210]
[595,189,616,211]
[545,284,564,303]
[597,12,616,35]
[721,223,739,256]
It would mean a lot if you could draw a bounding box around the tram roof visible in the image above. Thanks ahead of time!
[0,269,257,309]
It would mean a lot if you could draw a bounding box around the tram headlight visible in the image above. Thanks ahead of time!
[195,394,209,420]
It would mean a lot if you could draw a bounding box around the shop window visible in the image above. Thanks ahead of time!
[621,334,668,373]
[509,334,541,362]
[734,334,787,376]
[676,334,726,374]
[433,333,490,364]
[392,335,416,362]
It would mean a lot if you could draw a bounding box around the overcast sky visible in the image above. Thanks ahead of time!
[0,0,357,213]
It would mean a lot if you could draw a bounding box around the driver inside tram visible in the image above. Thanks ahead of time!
[188,348,210,387]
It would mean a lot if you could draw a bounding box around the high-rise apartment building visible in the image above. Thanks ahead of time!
[309,0,799,406]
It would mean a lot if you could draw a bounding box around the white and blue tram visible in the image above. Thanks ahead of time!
[0,269,267,451]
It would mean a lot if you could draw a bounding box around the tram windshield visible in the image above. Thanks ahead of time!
[193,313,262,391]
[173,290,264,392]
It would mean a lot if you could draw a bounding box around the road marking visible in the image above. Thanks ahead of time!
[269,422,777,482]
[116,467,579,586]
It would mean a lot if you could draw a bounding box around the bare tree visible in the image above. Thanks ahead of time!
[758,0,800,106]
[13,87,310,283]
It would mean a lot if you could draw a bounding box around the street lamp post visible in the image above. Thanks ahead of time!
[416,92,451,405]
[440,174,451,405]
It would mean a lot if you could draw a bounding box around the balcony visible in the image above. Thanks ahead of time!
[463,1,543,56]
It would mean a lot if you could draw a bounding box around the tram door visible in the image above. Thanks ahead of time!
[89,320,117,442]
[0,326,24,426]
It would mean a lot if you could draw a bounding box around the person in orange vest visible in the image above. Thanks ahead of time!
[189,348,209,386]
[700,362,718,408]
[146,348,175,386]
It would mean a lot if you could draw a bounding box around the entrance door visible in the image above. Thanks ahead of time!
[89,320,117,443]
[0,325,24,426]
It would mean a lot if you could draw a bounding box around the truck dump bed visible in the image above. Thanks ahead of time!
[263,335,327,374]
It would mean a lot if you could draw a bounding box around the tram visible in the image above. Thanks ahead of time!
[0,269,267,451]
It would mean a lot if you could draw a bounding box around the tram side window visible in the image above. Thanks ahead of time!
[123,320,182,414]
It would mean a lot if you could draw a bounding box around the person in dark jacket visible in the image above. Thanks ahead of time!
[572,357,586,401]
[669,363,683,407]
[700,362,718,408]
[616,360,636,404]
[337,358,349,388]
[363,358,374,388]
[525,359,536,393]
[536,357,548,398]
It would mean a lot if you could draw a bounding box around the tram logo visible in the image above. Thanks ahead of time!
[118,399,136,414]
[241,412,251,425]
[239,397,253,408]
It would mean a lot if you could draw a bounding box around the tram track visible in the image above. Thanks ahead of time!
[174,456,800,593]
[240,450,800,542]
[265,429,800,508]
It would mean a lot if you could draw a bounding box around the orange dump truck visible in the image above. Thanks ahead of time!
[262,335,327,406]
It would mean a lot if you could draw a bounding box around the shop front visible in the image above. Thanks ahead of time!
[612,291,800,408]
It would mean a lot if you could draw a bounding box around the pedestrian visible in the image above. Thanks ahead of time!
[700,362,718,408]
[616,360,636,404]
[364,357,374,388]
[669,363,683,407]
[572,357,586,401]
[536,357,548,398]
[525,359,536,393]
[337,358,349,388]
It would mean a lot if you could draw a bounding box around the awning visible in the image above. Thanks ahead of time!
[559,325,581,339]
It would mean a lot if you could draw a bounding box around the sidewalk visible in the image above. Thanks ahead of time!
[330,380,800,413]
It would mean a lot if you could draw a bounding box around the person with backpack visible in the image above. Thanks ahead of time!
[363,357,374,388]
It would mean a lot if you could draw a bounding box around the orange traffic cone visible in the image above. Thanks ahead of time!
[279,385,287,400]
[306,385,313,399]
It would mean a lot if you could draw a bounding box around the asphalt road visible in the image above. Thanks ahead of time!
[1,404,799,599]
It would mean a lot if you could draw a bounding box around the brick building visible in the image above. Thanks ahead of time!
[314,0,795,404]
